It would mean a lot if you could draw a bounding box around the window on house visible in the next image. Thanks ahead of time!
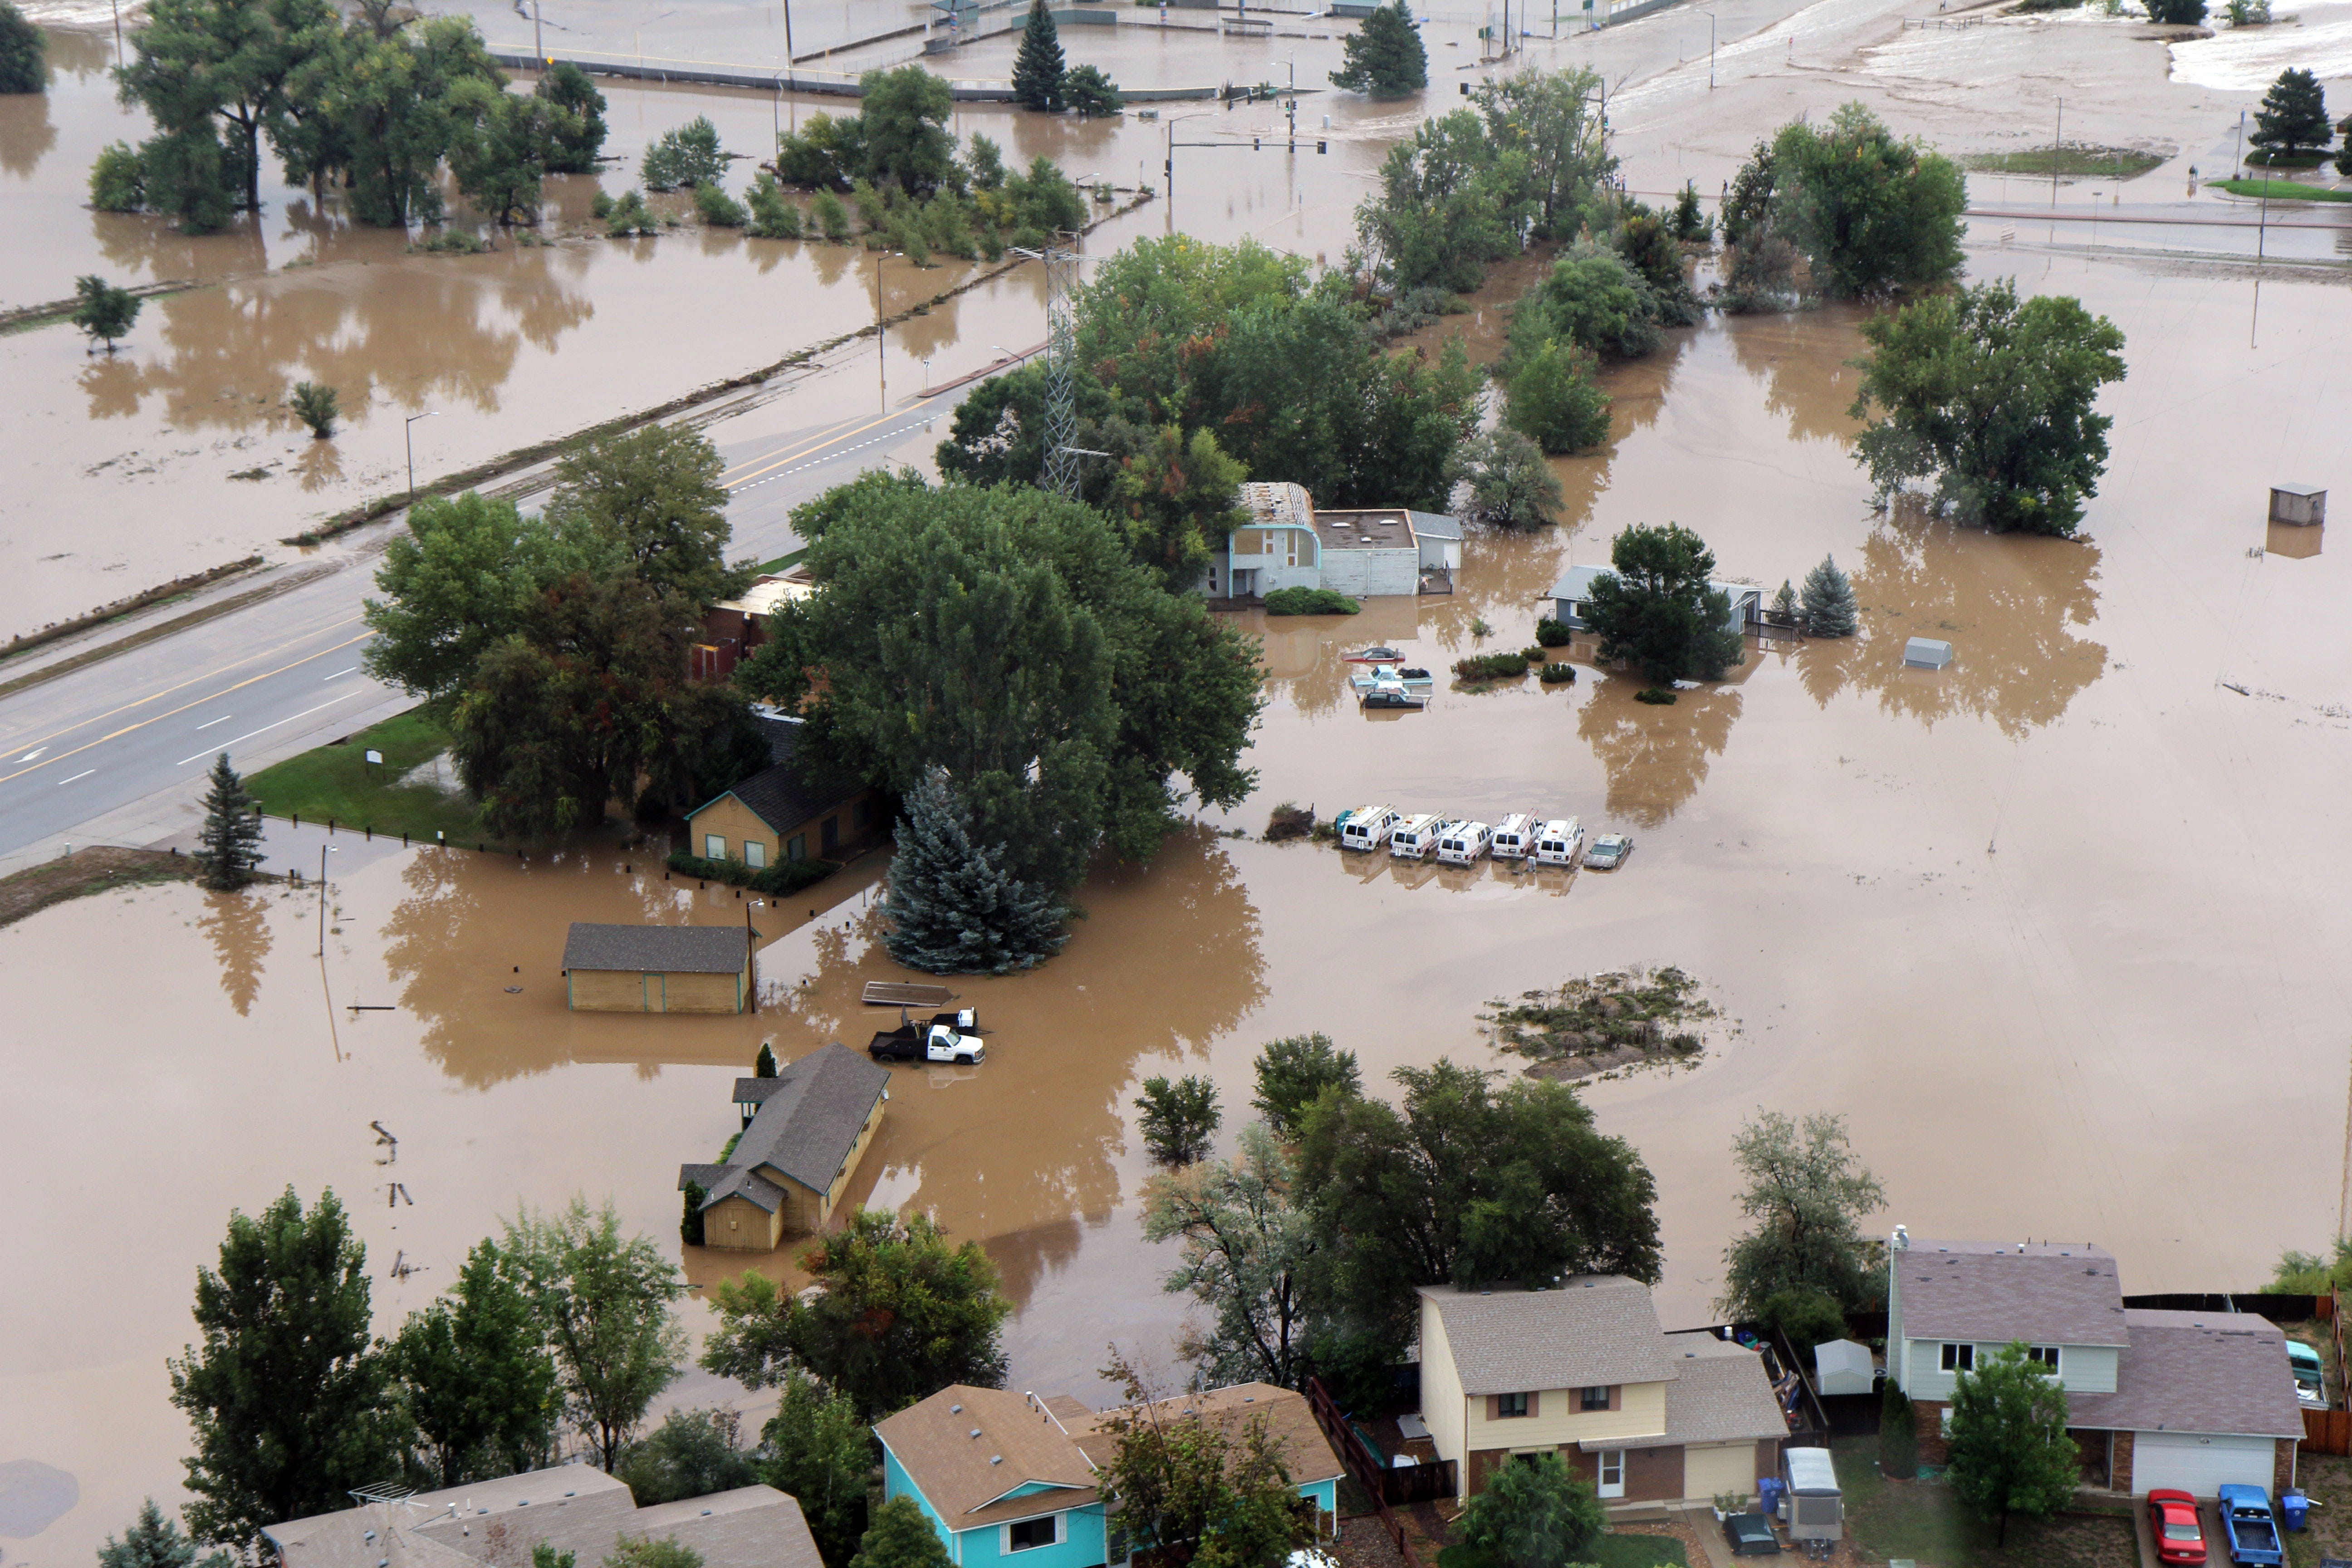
[1495,1392,1529,1418]
[743,840,766,869]
[1940,1343,1975,1373]
[2026,1346,2062,1375]
[822,817,840,853]
[1008,1516,1059,1552]
[704,833,726,860]
[1579,1387,1612,1412]
[855,799,875,828]
[788,834,806,862]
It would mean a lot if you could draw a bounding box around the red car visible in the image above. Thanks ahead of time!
[2148,1489,2208,1566]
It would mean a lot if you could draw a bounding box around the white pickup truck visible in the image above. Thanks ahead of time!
[867,1008,985,1065]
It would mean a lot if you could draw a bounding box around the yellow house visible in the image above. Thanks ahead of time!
[685,714,883,871]
[562,922,757,1014]
[679,1043,890,1249]
[1417,1279,1788,1504]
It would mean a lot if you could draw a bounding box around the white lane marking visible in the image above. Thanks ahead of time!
[196,714,234,730]
[322,666,358,681]
[16,747,44,761]
[58,769,95,785]
[726,419,932,495]
[176,691,367,767]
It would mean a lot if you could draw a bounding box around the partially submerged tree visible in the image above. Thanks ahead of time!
[1063,64,1122,118]
[2251,67,2332,162]
[1945,1343,2080,1545]
[881,769,1070,974]
[1718,1110,1886,1320]
[1136,1075,1222,1164]
[1504,339,1612,456]
[1142,1122,1319,1389]
[1850,277,2127,536]
[72,274,142,351]
[641,115,725,189]
[1330,0,1426,97]
[1798,554,1857,636]
[1726,103,1966,299]
[1011,0,1064,111]
[289,380,339,439]
[1249,1034,1361,1137]
[193,754,266,890]
[535,61,608,172]
[1581,522,1743,684]
[0,0,44,94]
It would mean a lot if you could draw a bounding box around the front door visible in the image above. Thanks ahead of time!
[1597,1450,1625,1499]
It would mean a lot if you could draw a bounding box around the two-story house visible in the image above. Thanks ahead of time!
[1888,1235,2305,1496]
[877,1382,1341,1568]
[1416,1278,1789,1504]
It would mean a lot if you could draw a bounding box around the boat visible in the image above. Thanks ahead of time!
[1343,645,1403,663]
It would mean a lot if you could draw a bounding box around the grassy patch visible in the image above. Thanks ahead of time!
[1833,1438,2136,1568]
[244,709,489,844]
[752,547,808,574]
[1588,1537,1689,1568]
[0,847,202,930]
[2209,177,2352,201]
[1484,965,1715,1071]
[1964,145,2164,179]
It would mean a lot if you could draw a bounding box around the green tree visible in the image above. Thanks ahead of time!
[1671,181,1712,242]
[1520,250,1660,360]
[1766,104,1966,299]
[603,187,656,236]
[695,181,747,226]
[615,1408,759,1505]
[502,1197,689,1472]
[1945,1343,2080,1545]
[1296,1059,1662,1354]
[1093,1352,1313,1568]
[98,1501,225,1568]
[0,0,44,93]
[1614,207,1686,295]
[1718,1110,1885,1319]
[1753,1286,1849,1357]
[192,754,265,890]
[964,132,1006,189]
[1454,1452,1603,1568]
[1798,554,1857,636]
[2251,67,2332,161]
[1722,137,1775,246]
[1448,426,1565,532]
[760,1373,874,1568]
[1879,1375,1918,1477]
[641,113,725,188]
[383,1238,559,1486]
[1850,278,2127,536]
[1063,63,1122,117]
[1249,1034,1360,1137]
[1137,1074,1221,1164]
[1331,0,1426,96]
[1142,1122,1319,1389]
[332,17,508,228]
[810,185,850,239]
[881,769,1071,973]
[115,0,337,225]
[534,61,606,172]
[288,380,338,438]
[91,140,147,209]
[755,1042,780,1078]
[604,1540,701,1568]
[448,77,572,225]
[1011,0,1064,110]
[746,175,804,237]
[1357,108,1527,293]
[701,1210,1010,1420]
[71,274,142,351]
[541,424,744,608]
[362,492,570,705]
[1504,339,1612,455]
[168,1188,403,1553]
[1103,422,1249,592]
[1582,522,1742,684]
[1474,67,1612,239]
[849,1497,952,1568]
[2144,0,2205,19]
[535,1547,578,1568]
[857,64,955,192]
[774,108,863,189]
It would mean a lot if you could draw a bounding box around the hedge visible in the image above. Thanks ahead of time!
[1454,651,1538,680]
[666,849,840,895]
[1264,587,1362,616]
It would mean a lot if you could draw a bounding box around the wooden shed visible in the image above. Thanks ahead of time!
[562,922,757,1014]
[680,1043,890,1248]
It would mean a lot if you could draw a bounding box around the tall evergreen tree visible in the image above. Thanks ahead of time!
[193,753,266,890]
[754,1042,779,1078]
[1329,0,1426,97]
[0,0,44,94]
[2251,67,2332,161]
[98,1500,223,1568]
[1798,554,1857,637]
[1010,0,1064,112]
[384,1238,561,1486]
[882,770,1070,974]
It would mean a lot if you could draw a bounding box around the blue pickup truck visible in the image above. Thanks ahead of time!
[2217,1486,2283,1567]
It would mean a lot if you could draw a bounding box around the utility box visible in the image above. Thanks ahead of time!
[1903,637,1954,670]
[2270,484,2326,527]
[1781,1446,1842,1543]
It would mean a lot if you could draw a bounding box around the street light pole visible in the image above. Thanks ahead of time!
[404,410,439,500]
[873,253,887,409]
[317,843,337,957]
[1705,10,1716,89]
[533,0,544,61]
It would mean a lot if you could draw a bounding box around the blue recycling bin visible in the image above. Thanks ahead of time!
[1759,1477,1785,1519]
[2282,1491,2309,1532]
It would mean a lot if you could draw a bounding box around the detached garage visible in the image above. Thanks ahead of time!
[2068,1309,2305,1497]
[563,922,758,1014]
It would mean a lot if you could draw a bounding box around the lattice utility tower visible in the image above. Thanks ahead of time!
[1017,243,1083,498]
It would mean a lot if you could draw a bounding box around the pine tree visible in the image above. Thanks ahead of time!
[754,1042,779,1078]
[2251,68,2332,161]
[1329,0,1426,97]
[1771,579,1797,621]
[1011,0,1065,112]
[193,753,266,891]
[851,1497,953,1568]
[882,770,1068,974]
[1798,554,1857,637]
[98,1500,220,1568]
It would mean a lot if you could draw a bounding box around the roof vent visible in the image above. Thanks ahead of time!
[951,1404,964,1414]
[701,1511,713,1518]
[970,1428,983,1439]
[990,1456,1003,1466]
[365,1533,378,1543]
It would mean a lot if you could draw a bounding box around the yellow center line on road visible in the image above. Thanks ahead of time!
[0,631,377,787]
[0,617,367,762]
[719,411,878,483]
[723,405,933,491]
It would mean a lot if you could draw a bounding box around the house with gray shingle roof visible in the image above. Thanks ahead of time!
[681,1043,890,1249]
[683,713,882,876]
[1888,1235,2305,1497]
[1416,1278,1788,1505]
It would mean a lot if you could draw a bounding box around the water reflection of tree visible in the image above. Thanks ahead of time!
[294,440,346,491]
[1796,506,2107,734]
[1576,672,1744,827]
[0,75,55,177]
[198,889,274,1016]
[1725,306,1867,446]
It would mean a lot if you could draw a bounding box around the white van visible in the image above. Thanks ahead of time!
[1436,821,1491,865]
[1490,813,1539,859]
[1532,817,1584,866]
[1387,813,1444,859]
[1338,806,1398,852]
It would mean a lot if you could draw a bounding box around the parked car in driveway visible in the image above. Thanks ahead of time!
[2148,1490,2208,1567]
[2217,1486,2282,1568]
[1584,832,1633,870]
[1722,1515,1780,1557]
[2289,1339,2327,1408]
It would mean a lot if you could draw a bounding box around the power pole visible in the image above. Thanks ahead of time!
[1017,244,1082,496]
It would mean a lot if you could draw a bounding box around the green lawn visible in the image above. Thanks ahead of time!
[1439,1534,1685,1568]
[1964,146,2163,179]
[753,547,808,574]
[243,708,490,844]
[2208,177,2352,202]
[1833,1439,2137,1568]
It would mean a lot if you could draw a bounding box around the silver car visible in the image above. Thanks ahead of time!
[1584,833,1633,870]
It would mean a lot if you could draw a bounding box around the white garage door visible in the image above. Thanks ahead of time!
[2133,1431,2275,1498]
[1685,1443,1762,1503]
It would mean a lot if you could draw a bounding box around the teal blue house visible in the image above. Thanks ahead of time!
[875,1383,1343,1568]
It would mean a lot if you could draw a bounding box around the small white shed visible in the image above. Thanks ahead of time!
[1408,511,1463,571]
[1903,637,1953,670]
[2270,483,2326,527]
[1813,1339,1874,1396]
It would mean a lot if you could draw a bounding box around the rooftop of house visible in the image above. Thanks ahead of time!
[2065,1308,2307,1439]
[562,922,755,975]
[690,714,865,839]
[1548,564,1765,604]
[1406,510,1463,542]
[1065,1381,1343,1485]
[1651,1330,1791,1449]
[1312,510,1416,553]
[680,1042,888,1209]
[876,1385,1102,1529]
[264,1469,822,1568]
[1893,1238,2129,1347]
[1237,480,1314,531]
[714,570,817,618]
[1418,1278,1680,1394]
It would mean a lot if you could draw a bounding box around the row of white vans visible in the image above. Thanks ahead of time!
[1336,807,1586,866]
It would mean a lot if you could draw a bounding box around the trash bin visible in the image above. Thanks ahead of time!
[2282,1492,2309,1533]
[1759,1478,1785,1519]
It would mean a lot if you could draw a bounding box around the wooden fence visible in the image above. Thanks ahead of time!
[2304,1408,2351,1456]
[1303,1377,1443,1568]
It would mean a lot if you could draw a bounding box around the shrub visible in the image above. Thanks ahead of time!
[681,1181,706,1245]
[665,848,837,896]
[694,182,748,227]
[1539,661,1577,684]
[1264,802,1317,842]
[812,187,851,241]
[1634,687,1678,705]
[1263,586,1361,615]
[288,381,339,439]
[746,176,804,238]
[604,189,657,237]
[1135,1074,1220,1164]
[90,140,145,211]
[1881,1377,1918,1477]
[1534,617,1572,647]
[642,116,725,190]
[1454,652,1534,681]
[1518,645,1545,663]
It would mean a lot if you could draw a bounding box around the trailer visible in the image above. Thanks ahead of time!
[1779,1446,1841,1544]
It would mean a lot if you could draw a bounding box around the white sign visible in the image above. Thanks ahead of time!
[364,750,384,764]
